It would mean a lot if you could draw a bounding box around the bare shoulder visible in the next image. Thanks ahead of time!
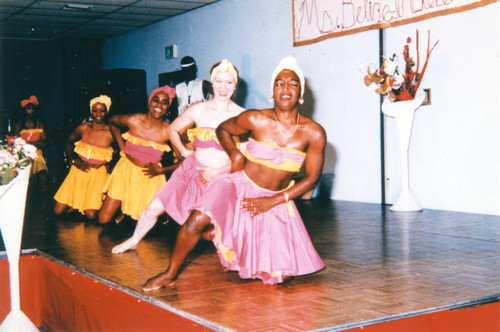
[129,113,148,125]
[187,101,206,113]
[159,119,170,130]
[241,108,272,119]
[228,102,245,114]
[76,122,91,134]
[301,115,326,143]
[182,101,205,119]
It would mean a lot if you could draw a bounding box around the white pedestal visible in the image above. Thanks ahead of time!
[382,92,425,212]
[0,165,38,332]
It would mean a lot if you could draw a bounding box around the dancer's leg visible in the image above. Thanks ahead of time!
[53,202,69,216]
[142,210,211,291]
[84,209,98,220]
[112,198,165,254]
[98,197,121,224]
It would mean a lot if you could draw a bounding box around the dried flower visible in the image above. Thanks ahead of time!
[364,29,439,102]
[0,138,37,185]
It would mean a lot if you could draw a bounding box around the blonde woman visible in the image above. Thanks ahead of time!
[112,60,244,254]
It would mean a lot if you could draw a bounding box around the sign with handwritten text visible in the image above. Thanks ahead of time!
[293,0,499,46]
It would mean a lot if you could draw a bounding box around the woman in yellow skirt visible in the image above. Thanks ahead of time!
[54,95,114,220]
[98,85,180,224]
[15,95,49,191]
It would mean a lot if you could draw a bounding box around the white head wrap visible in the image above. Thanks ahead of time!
[270,56,305,99]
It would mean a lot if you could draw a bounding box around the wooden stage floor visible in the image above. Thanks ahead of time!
[3,189,500,331]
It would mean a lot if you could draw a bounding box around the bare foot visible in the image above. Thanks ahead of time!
[142,272,176,292]
[111,238,138,254]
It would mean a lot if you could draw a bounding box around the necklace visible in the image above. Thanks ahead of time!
[273,111,300,138]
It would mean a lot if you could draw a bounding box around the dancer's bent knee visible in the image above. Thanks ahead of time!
[140,197,165,221]
[185,210,212,234]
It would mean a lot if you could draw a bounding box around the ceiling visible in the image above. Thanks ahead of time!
[0,0,219,41]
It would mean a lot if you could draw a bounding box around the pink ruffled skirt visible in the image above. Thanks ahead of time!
[156,154,207,225]
[195,171,324,285]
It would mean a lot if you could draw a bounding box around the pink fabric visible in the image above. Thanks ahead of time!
[155,154,208,224]
[122,139,163,164]
[246,138,305,166]
[195,171,324,285]
[148,85,176,105]
[79,157,106,166]
[192,136,224,151]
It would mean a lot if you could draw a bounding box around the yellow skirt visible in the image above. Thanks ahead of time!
[32,148,48,174]
[54,165,109,214]
[102,156,166,220]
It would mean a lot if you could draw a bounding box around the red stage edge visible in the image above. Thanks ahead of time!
[0,253,218,331]
[1,252,499,331]
[341,296,500,331]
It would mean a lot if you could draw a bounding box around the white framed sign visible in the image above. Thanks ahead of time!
[293,0,499,46]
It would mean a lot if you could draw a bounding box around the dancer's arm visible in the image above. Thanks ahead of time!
[64,123,89,171]
[108,114,133,151]
[217,110,258,172]
[167,107,196,158]
[142,161,181,178]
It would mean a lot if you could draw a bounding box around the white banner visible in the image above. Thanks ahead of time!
[293,0,499,46]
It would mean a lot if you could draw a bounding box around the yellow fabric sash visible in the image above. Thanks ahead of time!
[20,128,43,134]
[187,127,218,143]
[74,141,113,162]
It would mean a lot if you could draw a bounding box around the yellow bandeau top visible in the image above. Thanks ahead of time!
[74,141,113,162]
[187,127,240,150]
[244,138,305,172]
[122,132,171,152]
[20,128,43,134]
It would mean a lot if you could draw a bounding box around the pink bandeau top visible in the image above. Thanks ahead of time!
[122,132,171,164]
[244,138,306,172]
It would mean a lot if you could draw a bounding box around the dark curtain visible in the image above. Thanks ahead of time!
[62,39,101,130]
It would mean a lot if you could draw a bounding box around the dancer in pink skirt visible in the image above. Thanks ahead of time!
[142,56,326,289]
[111,60,244,254]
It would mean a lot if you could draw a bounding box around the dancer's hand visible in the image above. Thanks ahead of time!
[143,163,163,177]
[72,158,89,172]
[196,166,218,184]
[181,148,194,159]
[241,196,277,217]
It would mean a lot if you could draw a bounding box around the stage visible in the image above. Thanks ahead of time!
[1,191,500,331]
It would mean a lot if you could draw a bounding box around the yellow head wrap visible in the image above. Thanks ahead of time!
[90,95,112,113]
[270,56,305,99]
[210,59,238,84]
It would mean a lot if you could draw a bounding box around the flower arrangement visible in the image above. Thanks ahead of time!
[364,29,439,102]
[0,137,37,185]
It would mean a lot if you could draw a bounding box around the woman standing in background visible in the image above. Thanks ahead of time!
[16,95,49,192]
